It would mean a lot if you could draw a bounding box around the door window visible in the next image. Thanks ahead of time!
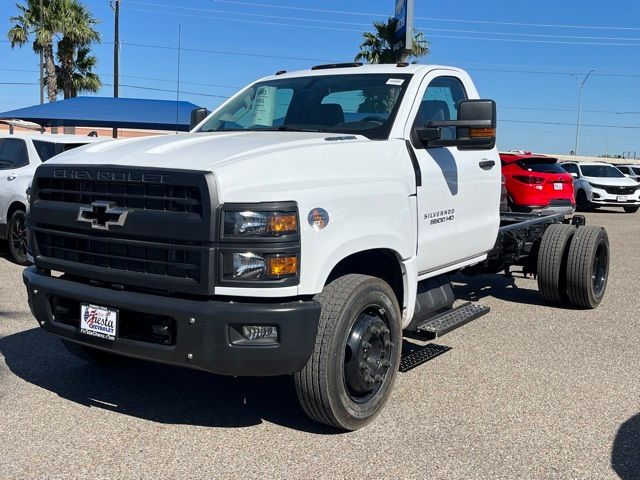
[0,139,28,170]
[413,76,468,139]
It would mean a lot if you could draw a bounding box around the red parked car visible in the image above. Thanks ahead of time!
[500,151,575,215]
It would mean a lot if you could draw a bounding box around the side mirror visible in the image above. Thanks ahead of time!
[414,99,497,150]
[569,172,578,178]
[190,108,210,131]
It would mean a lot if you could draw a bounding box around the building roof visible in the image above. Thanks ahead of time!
[0,133,109,144]
[0,97,203,132]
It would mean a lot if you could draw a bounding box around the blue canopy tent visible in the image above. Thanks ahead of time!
[0,97,203,132]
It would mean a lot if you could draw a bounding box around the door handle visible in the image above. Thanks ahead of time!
[479,160,495,170]
[7,174,17,181]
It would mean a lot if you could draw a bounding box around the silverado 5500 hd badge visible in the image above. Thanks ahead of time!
[425,209,456,225]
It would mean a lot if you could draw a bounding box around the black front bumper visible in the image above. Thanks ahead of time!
[23,267,320,376]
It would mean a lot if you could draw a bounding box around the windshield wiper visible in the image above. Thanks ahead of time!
[259,126,326,133]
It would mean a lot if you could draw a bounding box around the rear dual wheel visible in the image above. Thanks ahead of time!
[294,274,402,431]
[537,225,609,309]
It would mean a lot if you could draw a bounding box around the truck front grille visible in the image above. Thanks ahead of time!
[37,177,203,215]
[29,165,217,295]
[34,227,202,281]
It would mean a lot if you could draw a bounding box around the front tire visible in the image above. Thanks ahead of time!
[294,274,402,431]
[7,209,30,266]
[576,190,592,212]
[623,206,639,213]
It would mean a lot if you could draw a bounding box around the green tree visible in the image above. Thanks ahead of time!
[7,0,101,103]
[355,17,430,64]
[56,1,101,99]
[7,0,63,102]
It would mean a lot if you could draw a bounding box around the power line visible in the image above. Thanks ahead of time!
[207,0,640,32]
[123,6,640,47]
[129,1,640,43]
[502,119,640,129]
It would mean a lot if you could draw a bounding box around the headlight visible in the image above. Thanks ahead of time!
[222,252,299,281]
[223,210,298,238]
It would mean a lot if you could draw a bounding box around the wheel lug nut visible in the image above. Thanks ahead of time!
[370,326,381,335]
[381,359,392,368]
[374,374,384,383]
[362,341,371,349]
[385,340,395,348]
[359,361,368,370]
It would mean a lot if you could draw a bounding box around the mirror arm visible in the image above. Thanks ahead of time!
[428,119,494,128]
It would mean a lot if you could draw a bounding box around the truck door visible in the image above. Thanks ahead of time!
[408,74,501,275]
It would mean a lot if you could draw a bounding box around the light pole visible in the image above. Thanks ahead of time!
[39,0,43,104]
[572,69,595,156]
[111,0,120,138]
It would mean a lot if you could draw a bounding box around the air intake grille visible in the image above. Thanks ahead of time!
[37,177,203,215]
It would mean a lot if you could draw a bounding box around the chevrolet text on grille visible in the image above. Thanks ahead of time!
[52,169,169,183]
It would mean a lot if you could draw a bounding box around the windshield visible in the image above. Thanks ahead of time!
[198,74,412,140]
[580,165,626,178]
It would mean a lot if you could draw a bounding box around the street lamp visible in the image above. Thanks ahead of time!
[571,69,595,156]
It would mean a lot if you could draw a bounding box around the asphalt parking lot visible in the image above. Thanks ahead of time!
[0,210,638,479]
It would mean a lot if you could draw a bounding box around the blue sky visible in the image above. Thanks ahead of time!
[2,0,640,156]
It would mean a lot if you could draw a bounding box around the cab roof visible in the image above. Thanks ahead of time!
[261,63,467,82]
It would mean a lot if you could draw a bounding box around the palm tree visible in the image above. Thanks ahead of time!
[56,1,101,99]
[7,0,63,102]
[355,17,430,64]
[56,45,101,98]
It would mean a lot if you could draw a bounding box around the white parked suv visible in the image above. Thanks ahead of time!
[560,161,640,213]
[23,64,610,430]
[616,164,640,182]
[0,134,109,264]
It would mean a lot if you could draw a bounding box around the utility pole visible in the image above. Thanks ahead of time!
[572,69,595,156]
[111,0,120,138]
[39,0,43,104]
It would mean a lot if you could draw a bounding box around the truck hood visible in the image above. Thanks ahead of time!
[46,131,368,170]
[582,175,639,187]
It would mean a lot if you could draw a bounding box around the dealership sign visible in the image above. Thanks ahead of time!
[394,0,415,51]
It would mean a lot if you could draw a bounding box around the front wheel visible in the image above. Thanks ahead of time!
[294,274,402,431]
[623,206,639,213]
[7,209,30,266]
[575,190,592,212]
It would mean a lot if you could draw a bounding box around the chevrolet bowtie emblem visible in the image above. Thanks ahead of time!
[77,201,129,231]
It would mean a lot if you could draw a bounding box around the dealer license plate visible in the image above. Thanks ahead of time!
[80,303,118,341]
[554,183,564,191]
[617,195,628,202]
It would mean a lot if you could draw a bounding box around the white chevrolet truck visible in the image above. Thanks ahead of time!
[23,63,610,430]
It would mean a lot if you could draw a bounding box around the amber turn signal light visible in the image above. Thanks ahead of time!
[267,255,298,278]
[469,127,496,138]
[267,214,298,234]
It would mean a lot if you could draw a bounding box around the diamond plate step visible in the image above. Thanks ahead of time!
[416,302,490,338]
[399,343,451,373]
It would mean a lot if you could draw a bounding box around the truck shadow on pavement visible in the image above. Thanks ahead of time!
[0,327,340,434]
[611,413,640,479]
[451,273,549,308]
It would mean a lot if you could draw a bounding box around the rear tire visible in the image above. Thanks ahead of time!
[537,224,575,304]
[294,274,402,431]
[7,209,30,266]
[565,226,610,309]
[61,339,124,365]
[623,206,639,213]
